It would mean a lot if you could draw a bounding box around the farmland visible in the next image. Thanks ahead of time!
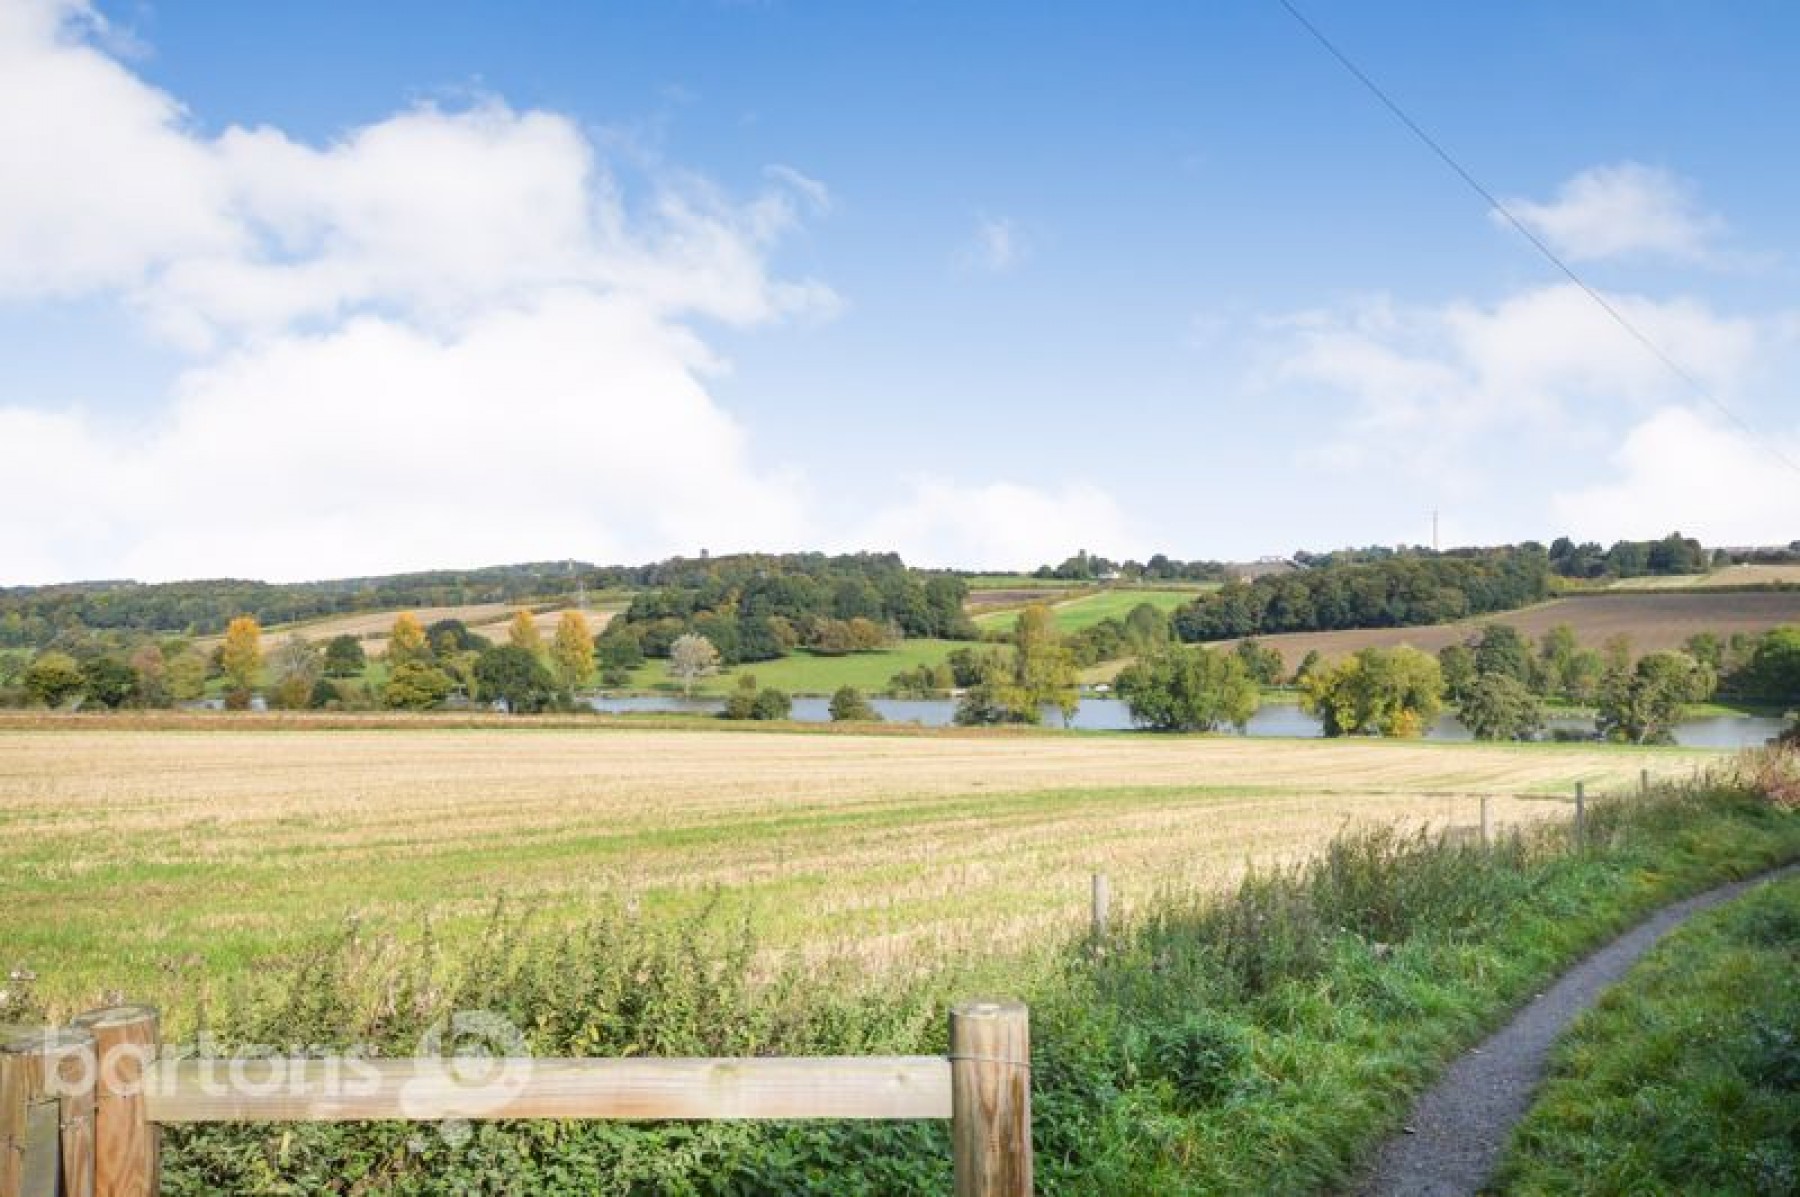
[972,585,1201,633]
[0,720,1718,1022]
[195,600,622,656]
[1207,590,1800,668]
[1606,562,1800,590]
[621,637,974,695]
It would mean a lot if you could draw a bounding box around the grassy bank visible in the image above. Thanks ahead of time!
[9,766,1788,1193]
[1496,870,1800,1195]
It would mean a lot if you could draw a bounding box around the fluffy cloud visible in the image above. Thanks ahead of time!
[1277,282,1762,485]
[1552,407,1800,544]
[1500,162,1725,264]
[855,479,1139,571]
[0,3,1125,582]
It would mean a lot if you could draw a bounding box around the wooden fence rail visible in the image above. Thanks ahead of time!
[2,999,1031,1197]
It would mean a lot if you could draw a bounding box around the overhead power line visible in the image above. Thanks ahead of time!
[1275,0,1800,479]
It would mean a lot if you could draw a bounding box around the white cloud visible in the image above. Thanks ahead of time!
[1500,162,1725,264]
[0,5,1121,583]
[854,479,1138,571]
[1552,407,1800,544]
[1276,282,1763,487]
[963,215,1027,274]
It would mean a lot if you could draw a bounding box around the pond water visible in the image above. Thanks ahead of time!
[585,694,1787,749]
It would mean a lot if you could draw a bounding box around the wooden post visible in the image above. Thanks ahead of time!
[1479,796,1491,848]
[1640,768,1649,797]
[7,1028,95,1197]
[0,1028,28,1197]
[71,1007,158,1197]
[20,1100,58,1197]
[1574,781,1586,849]
[950,1000,1031,1197]
[1090,874,1110,944]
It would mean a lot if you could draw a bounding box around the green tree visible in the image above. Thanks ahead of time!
[829,685,880,722]
[323,635,367,677]
[1455,672,1544,741]
[78,656,137,709]
[220,615,263,695]
[474,645,555,713]
[1473,624,1532,687]
[1438,643,1477,704]
[550,610,595,693]
[668,634,720,696]
[23,652,84,707]
[723,674,761,720]
[1734,626,1800,703]
[1300,646,1444,738]
[1598,651,1713,744]
[751,687,792,720]
[1234,638,1284,686]
[1014,604,1079,725]
[1122,602,1171,653]
[597,626,645,670]
[383,660,455,710]
[1115,645,1259,731]
[165,648,209,702]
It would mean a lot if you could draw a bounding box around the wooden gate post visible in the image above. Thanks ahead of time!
[1640,768,1649,797]
[72,1007,159,1197]
[1479,796,1490,848]
[10,1028,96,1197]
[950,1000,1031,1197]
[0,1028,28,1197]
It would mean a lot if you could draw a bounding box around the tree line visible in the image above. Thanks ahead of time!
[1171,546,1555,642]
[605,554,976,668]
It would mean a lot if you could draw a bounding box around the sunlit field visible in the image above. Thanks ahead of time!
[0,719,1718,1018]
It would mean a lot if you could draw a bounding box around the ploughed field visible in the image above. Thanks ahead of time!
[0,722,1719,1017]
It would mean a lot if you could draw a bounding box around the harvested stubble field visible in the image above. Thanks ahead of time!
[193,602,618,656]
[1220,590,1800,665]
[0,721,1719,1019]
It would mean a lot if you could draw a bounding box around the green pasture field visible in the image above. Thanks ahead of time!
[619,637,973,695]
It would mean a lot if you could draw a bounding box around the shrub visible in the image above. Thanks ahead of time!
[829,685,880,722]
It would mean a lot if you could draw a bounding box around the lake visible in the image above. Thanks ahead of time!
[585,694,1787,749]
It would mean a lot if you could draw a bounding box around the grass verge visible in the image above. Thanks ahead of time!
[1494,871,1800,1196]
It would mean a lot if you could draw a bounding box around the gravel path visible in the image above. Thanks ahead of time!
[1354,860,1800,1197]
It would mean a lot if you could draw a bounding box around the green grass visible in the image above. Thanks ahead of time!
[119,775,1800,1195]
[974,587,1202,633]
[1496,871,1800,1196]
[620,638,975,695]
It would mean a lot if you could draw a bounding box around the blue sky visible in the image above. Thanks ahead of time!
[2,0,1796,583]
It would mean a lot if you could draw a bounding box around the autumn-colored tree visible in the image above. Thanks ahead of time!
[387,613,429,665]
[221,616,264,695]
[550,610,594,693]
[129,644,169,708]
[508,610,545,657]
